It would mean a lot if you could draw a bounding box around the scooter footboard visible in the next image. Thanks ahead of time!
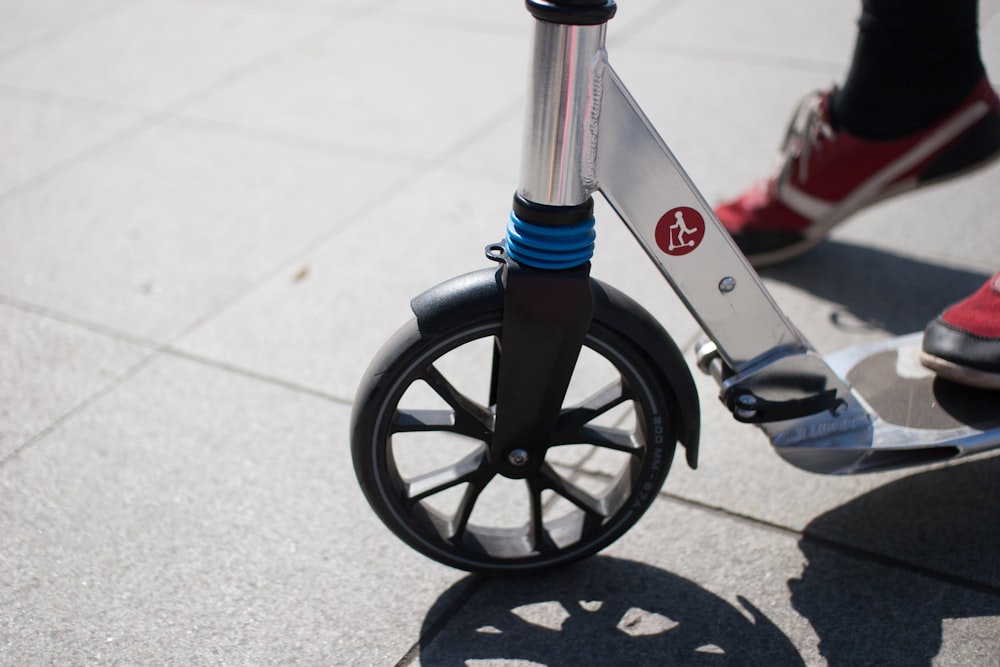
[813,333,1000,473]
[697,333,1000,474]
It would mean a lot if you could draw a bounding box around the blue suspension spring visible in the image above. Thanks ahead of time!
[504,211,596,270]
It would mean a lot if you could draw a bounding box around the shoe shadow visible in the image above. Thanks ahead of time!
[417,556,805,666]
[792,455,1000,666]
[759,240,992,336]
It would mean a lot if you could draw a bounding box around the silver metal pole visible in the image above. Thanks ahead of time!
[518,19,607,207]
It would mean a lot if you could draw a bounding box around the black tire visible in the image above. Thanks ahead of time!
[351,304,680,575]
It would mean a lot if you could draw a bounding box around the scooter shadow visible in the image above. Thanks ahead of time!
[758,240,991,336]
[416,556,804,666]
[793,454,1000,666]
[416,456,1000,666]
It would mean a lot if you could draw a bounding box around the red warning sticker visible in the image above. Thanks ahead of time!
[655,206,705,257]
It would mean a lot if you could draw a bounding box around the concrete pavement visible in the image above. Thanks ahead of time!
[2,0,999,664]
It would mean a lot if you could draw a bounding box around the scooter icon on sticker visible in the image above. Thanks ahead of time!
[655,206,705,256]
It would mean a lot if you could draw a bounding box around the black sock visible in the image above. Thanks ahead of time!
[831,0,985,140]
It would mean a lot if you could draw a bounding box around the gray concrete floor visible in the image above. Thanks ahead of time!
[2,0,999,664]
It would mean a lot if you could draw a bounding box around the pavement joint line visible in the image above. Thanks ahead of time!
[162,111,430,167]
[627,41,845,76]
[94,27,515,342]
[180,0,404,21]
[605,0,688,45]
[0,15,351,203]
[161,345,353,406]
[799,529,1000,599]
[0,294,351,402]
[0,88,167,203]
[0,0,133,65]
[377,11,524,37]
[430,97,526,175]
[0,352,160,470]
[0,83,154,119]
[0,292,161,351]
[152,146,434,343]
[661,491,1000,599]
[393,574,487,667]
[0,290,352,410]
[157,18,344,116]
[157,102,525,342]
[0,334,351,471]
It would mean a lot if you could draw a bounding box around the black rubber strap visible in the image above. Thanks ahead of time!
[525,0,616,25]
[728,389,839,424]
[512,193,595,227]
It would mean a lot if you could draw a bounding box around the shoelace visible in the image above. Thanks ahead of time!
[758,90,837,190]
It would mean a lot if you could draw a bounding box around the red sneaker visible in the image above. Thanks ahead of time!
[716,77,1000,267]
[921,272,1000,390]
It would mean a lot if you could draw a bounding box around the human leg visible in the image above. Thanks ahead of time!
[833,0,984,140]
[713,1,1000,387]
[715,0,1000,267]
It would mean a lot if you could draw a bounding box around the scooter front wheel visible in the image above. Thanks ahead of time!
[351,292,681,575]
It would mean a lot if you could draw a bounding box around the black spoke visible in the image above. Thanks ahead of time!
[409,364,493,440]
[404,446,491,501]
[393,408,455,431]
[538,462,609,519]
[568,424,641,453]
[551,379,632,443]
[421,363,482,415]
[451,481,488,540]
[528,478,558,553]
[488,336,501,406]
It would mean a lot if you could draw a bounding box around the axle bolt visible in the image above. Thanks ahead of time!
[734,393,758,420]
[507,449,530,466]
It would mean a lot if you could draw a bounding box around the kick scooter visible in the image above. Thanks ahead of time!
[350,0,1000,575]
